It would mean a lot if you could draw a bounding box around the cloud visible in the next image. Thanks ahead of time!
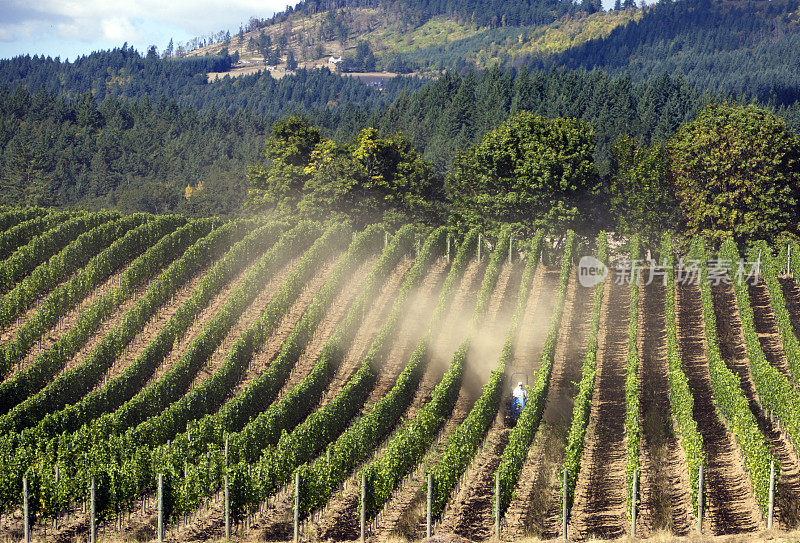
[0,0,291,53]
[101,17,140,43]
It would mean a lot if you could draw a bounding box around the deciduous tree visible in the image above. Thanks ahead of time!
[668,104,800,244]
[448,112,600,235]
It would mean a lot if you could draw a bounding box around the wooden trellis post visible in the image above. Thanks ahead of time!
[768,460,776,529]
[158,474,164,543]
[294,471,300,543]
[90,477,96,543]
[698,464,705,534]
[23,477,29,543]
[494,471,500,538]
[562,469,568,541]
[360,473,366,543]
[225,473,230,541]
[426,474,433,539]
[631,468,638,536]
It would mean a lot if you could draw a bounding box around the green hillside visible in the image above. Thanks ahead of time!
[188,6,641,77]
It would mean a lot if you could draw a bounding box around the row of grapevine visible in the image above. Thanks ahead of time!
[557,231,608,523]
[625,235,641,517]
[295,229,481,517]
[126,226,420,521]
[361,230,509,520]
[429,231,543,520]
[0,218,268,510]
[247,227,447,511]
[98,220,324,438]
[763,242,800,382]
[202,225,391,438]
[195,225,408,461]
[0,219,258,439]
[43,222,351,520]
[722,242,800,478]
[0,213,144,333]
[0,220,314,516]
[0,211,118,300]
[496,231,577,518]
[0,209,72,262]
[0,207,48,240]
[660,233,705,510]
[693,238,773,513]
[0,215,187,397]
[162,224,398,517]
[126,221,352,449]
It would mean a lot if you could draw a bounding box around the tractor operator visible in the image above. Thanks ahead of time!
[513,381,527,404]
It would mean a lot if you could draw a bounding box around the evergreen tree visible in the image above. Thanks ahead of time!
[286,50,298,71]
[163,38,174,59]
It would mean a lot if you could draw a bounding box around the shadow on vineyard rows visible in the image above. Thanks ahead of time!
[6,212,800,542]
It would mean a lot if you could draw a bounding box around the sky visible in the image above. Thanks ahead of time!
[0,0,293,61]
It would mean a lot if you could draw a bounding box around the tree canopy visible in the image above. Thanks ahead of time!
[609,135,676,242]
[667,103,800,244]
[248,118,444,227]
[447,111,600,235]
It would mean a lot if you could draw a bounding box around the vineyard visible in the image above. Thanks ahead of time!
[3,207,800,542]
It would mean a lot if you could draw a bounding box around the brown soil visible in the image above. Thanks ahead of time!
[187,255,309,391]
[438,424,509,541]
[178,258,416,542]
[313,257,414,412]
[0,298,44,347]
[511,267,558,376]
[359,258,450,419]
[172,490,230,542]
[2,267,130,382]
[748,280,792,379]
[231,256,377,403]
[778,276,800,342]
[248,483,295,542]
[569,278,630,541]
[637,279,693,537]
[55,284,146,382]
[402,263,521,540]
[3,488,160,543]
[465,262,521,377]
[504,270,592,540]
[372,393,473,543]
[0,268,81,322]
[405,260,488,418]
[140,255,266,391]
[310,259,449,541]
[92,263,214,393]
[362,262,519,541]
[334,260,488,542]
[711,281,800,529]
[676,280,762,535]
[437,267,561,541]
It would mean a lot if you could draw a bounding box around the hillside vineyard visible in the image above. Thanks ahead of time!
[4,209,800,541]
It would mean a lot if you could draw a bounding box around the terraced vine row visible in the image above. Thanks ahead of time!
[430,235,541,540]
[138,225,419,536]
[359,230,510,525]
[550,232,608,537]
[0,215,188,404]
[676,239,766,535]
[635,235,694,536]
[5,208,800,541]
